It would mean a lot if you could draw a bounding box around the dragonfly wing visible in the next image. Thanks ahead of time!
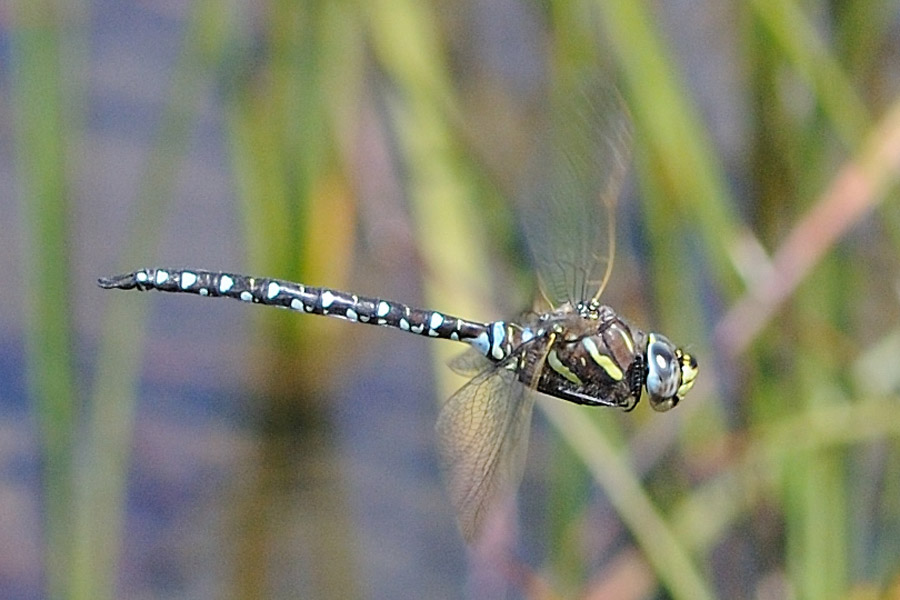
[435,364,535,542]
[448,347,494,376]
[520,75,632,307]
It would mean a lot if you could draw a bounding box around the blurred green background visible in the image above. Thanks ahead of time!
[4,0,900,598]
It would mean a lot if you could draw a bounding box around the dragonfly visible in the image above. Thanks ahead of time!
[98,82,698,543]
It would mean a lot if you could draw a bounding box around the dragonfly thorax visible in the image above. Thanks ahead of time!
[508,305,644,410]
[574,298,610,320]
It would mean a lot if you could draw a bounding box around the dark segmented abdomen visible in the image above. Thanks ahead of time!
[98,268,511,356]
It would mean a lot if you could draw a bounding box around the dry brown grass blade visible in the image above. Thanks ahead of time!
[715,98,900,359]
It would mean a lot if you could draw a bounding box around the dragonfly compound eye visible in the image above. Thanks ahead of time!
[645,333,681,411]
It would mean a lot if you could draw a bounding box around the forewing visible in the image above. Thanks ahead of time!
[435,364,535,542]
[520,76,632,307]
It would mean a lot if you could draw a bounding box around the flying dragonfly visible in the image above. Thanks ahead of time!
[99,81,698,543]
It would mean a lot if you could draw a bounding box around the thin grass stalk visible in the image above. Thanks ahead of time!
[592,0,742,297]
[787,79,859,592]
[791,345,849,599]
[10,3,77,598]
[365,0,494,385]
[83,4,232,598]
[222,4,366,596]
[750,0,870,149]
[542,401,715,600]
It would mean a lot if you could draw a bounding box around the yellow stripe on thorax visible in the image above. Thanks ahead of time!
[548,350,583,385]
[582,337,624,381]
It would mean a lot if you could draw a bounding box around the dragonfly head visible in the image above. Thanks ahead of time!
[644,333,698,412]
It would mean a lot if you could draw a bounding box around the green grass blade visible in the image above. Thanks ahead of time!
[9,4,78,599]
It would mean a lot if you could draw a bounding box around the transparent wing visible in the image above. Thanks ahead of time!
[520,75,633,307]
[435,362,535,542]
[448,347,494,376]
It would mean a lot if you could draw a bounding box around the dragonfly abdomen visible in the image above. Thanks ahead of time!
[98,268,511,356]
